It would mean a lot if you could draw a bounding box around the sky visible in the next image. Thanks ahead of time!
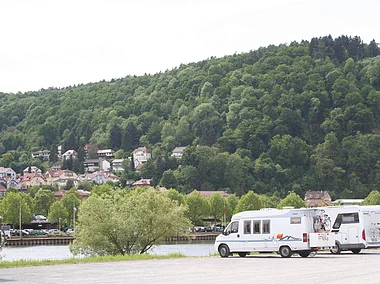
[0,0,379,93]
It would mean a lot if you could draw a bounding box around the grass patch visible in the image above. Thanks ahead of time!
[0,253,186,269]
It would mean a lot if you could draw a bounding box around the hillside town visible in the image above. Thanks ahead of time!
[0,144,159,194]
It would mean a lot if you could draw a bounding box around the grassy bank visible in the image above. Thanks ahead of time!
[0,253,186,269]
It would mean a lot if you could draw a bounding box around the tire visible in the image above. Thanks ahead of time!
[330,245,341,254]
[238,252,247,257]
[298,251,311,258]
[279,246,293,258]
[351,249,361,254]
[218,244,230,258]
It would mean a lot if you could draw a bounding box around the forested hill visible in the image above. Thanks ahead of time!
[1,35,380,199]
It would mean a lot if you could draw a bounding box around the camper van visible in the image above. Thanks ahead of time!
[214,208,335,258]
[322,205,380,254]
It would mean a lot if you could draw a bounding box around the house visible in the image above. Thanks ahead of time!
[23,166,42,174]
[132,147,151,170]
[83,158,110,173]
[79,171,120,184]
[112,159,124,172]
[44,170,78,187]
[0,178,18,189]
[0,184,6,197]
[171,147,186,158]
[0,167,17,180]
[51,162,62,171]
[131,178,152,188]
[97,149,115,159]
[31,150,50,160]
[18,173,47,190]
[188,190,230,198]
[304,191,332,207]
[62,150,78,160]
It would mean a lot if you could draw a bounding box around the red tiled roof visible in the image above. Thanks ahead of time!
[0,184,6,191]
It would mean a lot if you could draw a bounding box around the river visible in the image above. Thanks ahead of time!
[0,242,216,262]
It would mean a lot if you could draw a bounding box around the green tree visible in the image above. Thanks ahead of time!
[71,189,190,256]
[61,192,81,227]
[208,192,225,226]
[185,190,209,225]
[34,189,56,217]
[277,192,305,209]
[2,192,32,228]
[48,201,69,228]
[362,190,380,205]
[235,191,262,213]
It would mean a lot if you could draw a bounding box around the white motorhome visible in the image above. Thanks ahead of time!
[214,208,335,258]
[322,205,380,254]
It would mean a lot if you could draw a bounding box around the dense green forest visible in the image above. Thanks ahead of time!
[1,35,380,199]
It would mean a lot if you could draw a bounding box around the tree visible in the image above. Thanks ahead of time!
[362,190,380,205]
[185,191,209,225]
[277,192,305,209]
[208,192,225,226]
[70,189,190,256]
[235,191,262,213]
[2,192,32,228]
[61,192,81,227]
[34,189,56,217]
[48,201,69,227]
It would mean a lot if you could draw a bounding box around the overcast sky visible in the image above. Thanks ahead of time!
[0,0,379,93]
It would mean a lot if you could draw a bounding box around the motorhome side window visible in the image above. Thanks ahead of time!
[333,213,359,229]
[262,220,270,234]
[253,220,260,234]
[244,220,251,234]
[290,217,301,224]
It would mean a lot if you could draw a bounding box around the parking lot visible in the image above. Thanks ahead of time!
[0,250,380,284]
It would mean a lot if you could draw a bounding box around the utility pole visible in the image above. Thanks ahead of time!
[19,199,22,240]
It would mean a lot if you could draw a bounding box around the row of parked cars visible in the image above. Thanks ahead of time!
[194,225,224,233]
[8,228,74,237]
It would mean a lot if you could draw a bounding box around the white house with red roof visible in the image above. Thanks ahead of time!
[131,178,152,187]
[0,177,18,189]
[0,167,16,180]
[62,150,78,160]
[18,173,47,190]
[44,170,78,187]
[23,166,42,174]
[79,171,120,184]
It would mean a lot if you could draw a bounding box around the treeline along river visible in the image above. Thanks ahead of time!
[0,242,215,262]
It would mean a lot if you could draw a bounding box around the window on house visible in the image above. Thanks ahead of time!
[253,220,261,234]
[244,220,251,234]
[262,220,270,234]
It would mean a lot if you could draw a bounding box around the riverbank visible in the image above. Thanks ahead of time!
[4,233,219,246]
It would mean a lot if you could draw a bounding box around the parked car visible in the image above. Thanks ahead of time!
[66,228,74,235]
[29,229,47,236]
[12,230,29,236]
[48,229,60,235]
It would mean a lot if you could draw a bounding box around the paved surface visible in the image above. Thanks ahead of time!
[1,250,380,284]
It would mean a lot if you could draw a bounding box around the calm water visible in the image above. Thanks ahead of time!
[0,242,215,262]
